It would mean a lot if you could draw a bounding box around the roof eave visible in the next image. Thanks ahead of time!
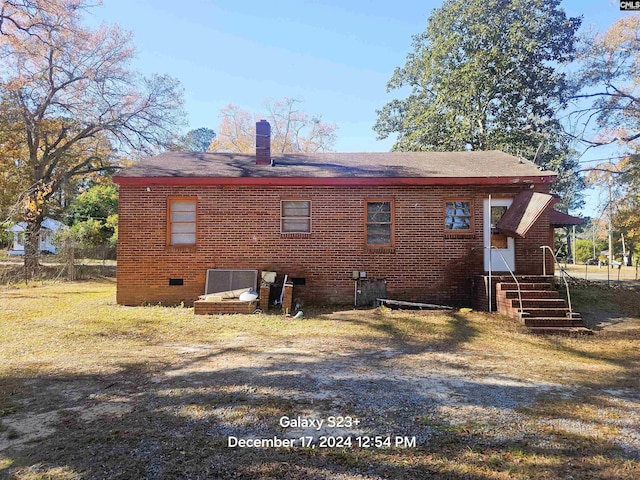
[113,175,556,187]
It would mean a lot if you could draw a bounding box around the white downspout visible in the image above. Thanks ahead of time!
[488,194,492,313]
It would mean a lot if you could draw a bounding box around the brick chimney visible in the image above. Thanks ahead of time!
[256,120,271,165]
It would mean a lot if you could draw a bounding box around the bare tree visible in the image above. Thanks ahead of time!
[1,0,74,39]
[210,98,337,154]
[568,17,640,265]
[0,0,185,276]
[264,98,337,154]
[569,16,640,150]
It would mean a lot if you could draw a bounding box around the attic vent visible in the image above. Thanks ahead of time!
[205,269,258,295]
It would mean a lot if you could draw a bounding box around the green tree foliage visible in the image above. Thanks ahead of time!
[374,0,583,206]
[574,239,592,263]
[66,184,118,247]
[69,218,107,247]
[574,238,607,263]
[376,0,581,152]
[67,184,118,225]
[543,147,585,212]
[69,214,118,248]
[170,127,216,152]
[184,128,216,152]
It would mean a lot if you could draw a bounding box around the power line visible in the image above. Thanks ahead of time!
[575,154,630,164]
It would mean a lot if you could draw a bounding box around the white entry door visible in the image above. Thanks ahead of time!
[484,199,515,272]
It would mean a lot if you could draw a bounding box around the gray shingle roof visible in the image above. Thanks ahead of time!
[115,150,555,179]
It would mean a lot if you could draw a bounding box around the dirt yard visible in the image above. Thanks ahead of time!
[0,280,639,479]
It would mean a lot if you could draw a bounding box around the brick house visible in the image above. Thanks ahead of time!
[113,120,562,308]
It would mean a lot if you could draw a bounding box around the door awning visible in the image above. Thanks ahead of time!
[495,190,554,238]
[548,209,584,227]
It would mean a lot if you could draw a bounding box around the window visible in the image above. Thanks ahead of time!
[490,205,508,248]
[366,200,394,246]
[445,200,472,231]
[281,200,311,233]
[168,198,196,246]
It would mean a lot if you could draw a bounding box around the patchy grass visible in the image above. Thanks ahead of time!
[0,251,117,285]
[0,280,639,479]
[569,285,640,318]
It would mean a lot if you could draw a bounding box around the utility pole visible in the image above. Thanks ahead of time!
[608,159,614,266]
[592,222,596,260]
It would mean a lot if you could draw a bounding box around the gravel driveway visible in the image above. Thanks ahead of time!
[1,308,639,479]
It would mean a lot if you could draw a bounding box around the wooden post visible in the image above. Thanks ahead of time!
[572,225,576,265]
[282,283,293,314]
[67,243,75,281]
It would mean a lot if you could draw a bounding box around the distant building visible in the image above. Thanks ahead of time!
[7,218,65,255]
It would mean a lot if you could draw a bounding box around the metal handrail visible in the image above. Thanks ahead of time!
[540,245,573,315]
[487,246,524,317]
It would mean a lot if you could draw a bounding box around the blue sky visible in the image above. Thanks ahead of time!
[89,0,632,216]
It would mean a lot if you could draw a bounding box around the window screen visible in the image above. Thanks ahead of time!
[169,199,196,245]
[366,200,393,246]
[281,200,311,233]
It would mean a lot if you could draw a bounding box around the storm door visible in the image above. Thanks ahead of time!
[483,199,515,272]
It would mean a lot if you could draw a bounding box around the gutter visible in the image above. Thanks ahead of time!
[113,175,556,187]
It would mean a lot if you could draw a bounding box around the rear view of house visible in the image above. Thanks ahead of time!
[113,120,563,309]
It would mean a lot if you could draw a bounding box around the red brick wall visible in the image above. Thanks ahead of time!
[116,184,552,306]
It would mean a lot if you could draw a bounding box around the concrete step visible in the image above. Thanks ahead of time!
[524,317,586,327]
[504,290,561,299]
[527,326,593,335]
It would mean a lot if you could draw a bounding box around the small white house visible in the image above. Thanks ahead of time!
[7,218,65,255]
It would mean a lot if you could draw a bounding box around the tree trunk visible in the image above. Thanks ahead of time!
[627,247,635,267]
[564,226,572,261]
[24,215,43,280]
